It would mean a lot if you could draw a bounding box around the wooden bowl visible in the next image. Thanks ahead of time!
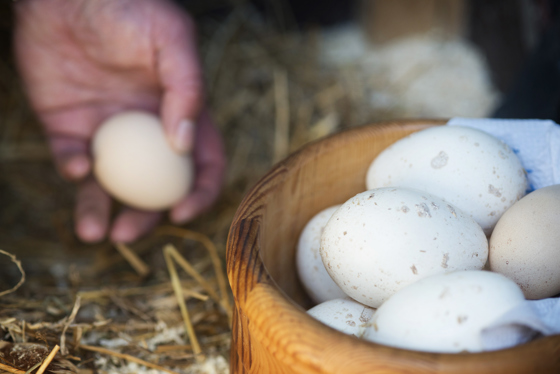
[226,120,560,373]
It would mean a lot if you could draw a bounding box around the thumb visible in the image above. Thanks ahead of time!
[155,10,203,154]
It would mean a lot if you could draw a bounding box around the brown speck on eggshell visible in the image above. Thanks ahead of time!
[431,151,449,169]
[441,253,449,268]
[415,203,431,218]
[488,184,502,197]
[447,205,457,217]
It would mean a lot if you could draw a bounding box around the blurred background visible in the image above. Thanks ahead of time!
[0,0,557,372]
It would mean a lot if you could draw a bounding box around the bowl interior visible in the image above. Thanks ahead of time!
[257,121,439,307]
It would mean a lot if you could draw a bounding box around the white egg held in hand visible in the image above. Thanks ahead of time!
[363,270,526,353]
[296,205,347,304]
[92,111,194,211]
[490,184,560,299]
[320,187,488,308]
[307,298,376,338]
[366,125,527,235]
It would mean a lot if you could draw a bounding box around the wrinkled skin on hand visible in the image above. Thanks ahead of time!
[14,0,226,243]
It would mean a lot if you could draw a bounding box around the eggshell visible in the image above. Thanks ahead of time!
[307,298,376,338]
[363,270,526,353]
[366,125,527,235]
[489,184,560,299]
[320,187,488,308]
[296,205,348,304]
[92,111,194,211]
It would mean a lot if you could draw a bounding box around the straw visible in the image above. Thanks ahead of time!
[36,344,59,374]
[114,243,151,277]
[0,250,25,297]
[156,227,232,322]
[0,362,26,374]
[273,68,290,163]
[60,296,81,355]
[79,344,182,374]
[163,245,202,360]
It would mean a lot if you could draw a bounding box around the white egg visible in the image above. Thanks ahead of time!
[366,125,527,235]
[320,187,488,308]
[296,205,347,304]
[92,111,194,211]
[490,184,560,299]
[363,270,526,353]
[307,298,376,338]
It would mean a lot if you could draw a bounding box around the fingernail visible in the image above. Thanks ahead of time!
[173,119,195,153]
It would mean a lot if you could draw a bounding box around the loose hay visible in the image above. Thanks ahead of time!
[0,250,25,298]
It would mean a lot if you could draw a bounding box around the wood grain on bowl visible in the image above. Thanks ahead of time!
[226,120,560,374]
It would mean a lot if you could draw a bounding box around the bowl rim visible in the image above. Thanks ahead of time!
[226,119,560,373]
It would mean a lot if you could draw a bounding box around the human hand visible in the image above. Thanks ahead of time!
[14,0,225,243]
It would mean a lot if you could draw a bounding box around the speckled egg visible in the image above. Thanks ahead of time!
[307,297,376,338]
[320,187,488,308]
[366,125,527,235]
[363,270,526,353]
[490,184,560,299]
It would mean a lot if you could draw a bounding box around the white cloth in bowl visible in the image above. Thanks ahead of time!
[448,117,560,192]
[481,297,560,351]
